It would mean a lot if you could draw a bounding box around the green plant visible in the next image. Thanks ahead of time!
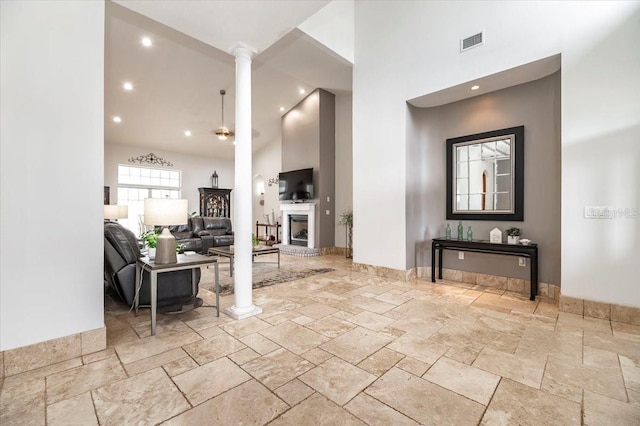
[188,211,198,217]
[506,227,522,237]
[141,230,158,248]
[338,209,353,228]
[176,243,186,253]
[252,233,260,246]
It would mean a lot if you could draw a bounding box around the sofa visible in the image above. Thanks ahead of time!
[104,222,202,313]
[167,217,234,254]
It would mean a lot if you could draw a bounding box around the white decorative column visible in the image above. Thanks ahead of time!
[225,44,262,320]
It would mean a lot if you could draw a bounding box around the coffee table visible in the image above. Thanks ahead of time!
[208,245,280,277]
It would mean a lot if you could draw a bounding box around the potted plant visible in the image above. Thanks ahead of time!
[252,233,260,247]
[338,209,353,258]
[141,230,158,259]
[505,227,521,245]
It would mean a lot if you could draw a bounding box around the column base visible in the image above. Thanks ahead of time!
[224,304,263,320]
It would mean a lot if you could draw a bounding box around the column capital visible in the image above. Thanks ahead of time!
[230,42,258,60]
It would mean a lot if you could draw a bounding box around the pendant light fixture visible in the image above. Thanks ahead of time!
[214,89,234,140]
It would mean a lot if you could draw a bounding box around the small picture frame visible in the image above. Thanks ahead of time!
[104,186,110,205]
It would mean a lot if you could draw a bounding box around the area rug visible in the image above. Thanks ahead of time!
[199,261,335,296]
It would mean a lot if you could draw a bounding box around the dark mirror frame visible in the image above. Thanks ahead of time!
[446,125,524,221]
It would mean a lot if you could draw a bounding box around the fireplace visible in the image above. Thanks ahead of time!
[289,215,308,246]
[280,202,316,248]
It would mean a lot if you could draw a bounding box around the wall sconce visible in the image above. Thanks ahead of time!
[211,171,218,188]
[268,177,279,187]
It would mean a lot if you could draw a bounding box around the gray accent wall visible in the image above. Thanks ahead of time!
[407,72,561,285]
[282,88,336,248]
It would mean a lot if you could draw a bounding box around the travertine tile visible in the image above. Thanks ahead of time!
[541,355,627,402]
[114,326,202,364]
[583,390,640,425]
[242,348,314,390]
[346,295,396,314]
[0,390,45,426]
[163,380,288,425]
[1,358,81,390]
[47,392,98,426]
[559,295,584,315]
[162,356,199,377]
[220,316,271,338]
[93,368,189,425]
[4,333,81,376]
[321,327,392,364]
[476,273,507,289]
[584,300,611,320]
[274,378,315,406]
[366,367,485,425]
[347,310,395,331]
[260,321,330,355]
[357,347,405,376]
[82,347,116,365]
[514,326,582,360]
[81,326,106,355]
[474,292,536,314]
[300,347,333,365]
[299,357,376,405]
[462,271,477,285]
[345,393,419,425]
[296,302,339,319]
[270,392,365,425]
[395,356,430,377]
[507,278,525,293]
[387,333,449,365]
[612,322,640,343]
[473,346,546,388]
[620,355,640,394]
[304,315,357,338]
[423,356,500,405]
[46,356,127,404]
[182,332,245,365]
[612,304,640,326]
[173,357,251,405]
[123,347,188,376]
[482,378,580,425]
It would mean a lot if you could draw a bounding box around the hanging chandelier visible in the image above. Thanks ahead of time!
[214,89,234,140]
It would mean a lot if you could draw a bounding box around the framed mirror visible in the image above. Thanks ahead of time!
[446,126,524,221]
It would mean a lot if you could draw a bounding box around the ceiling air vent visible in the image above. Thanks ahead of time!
[460,31,484,52]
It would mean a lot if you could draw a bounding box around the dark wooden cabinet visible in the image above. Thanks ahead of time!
[198,188,232,218]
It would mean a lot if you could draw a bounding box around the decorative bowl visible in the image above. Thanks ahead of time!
[520,239,531,245]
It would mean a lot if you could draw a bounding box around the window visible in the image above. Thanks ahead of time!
[117,165,181,234]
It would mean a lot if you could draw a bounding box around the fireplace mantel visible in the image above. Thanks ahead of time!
[280,202,316,248]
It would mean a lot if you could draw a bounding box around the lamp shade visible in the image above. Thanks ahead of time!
[103,205,120,220]
[144,198,188,226]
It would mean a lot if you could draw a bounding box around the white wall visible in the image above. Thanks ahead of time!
[1,1,105,350]
[353,1,639,307]
[253,138,282,229]
[298,0,354,64]
[104,143,234,219]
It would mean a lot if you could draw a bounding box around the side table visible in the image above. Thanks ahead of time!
[135,253,219,335]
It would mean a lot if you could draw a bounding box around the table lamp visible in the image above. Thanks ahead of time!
[144,198,188,264]
[104,204,128,221]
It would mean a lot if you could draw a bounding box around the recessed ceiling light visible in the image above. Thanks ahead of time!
[471,85,480,90]
[113,116,122,123]
[141,37,152,47]
[279,107,285,112]
[123,82,133,91]
[184,130,191,137]
[299,89,305,95]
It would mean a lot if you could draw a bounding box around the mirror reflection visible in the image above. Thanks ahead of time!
[446,125,524,221]
[455,136,513,212]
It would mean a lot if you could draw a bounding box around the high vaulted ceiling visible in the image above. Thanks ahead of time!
[105,0,352,159]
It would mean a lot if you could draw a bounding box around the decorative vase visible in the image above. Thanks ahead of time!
[148,247,156,260]
[346,226,353,259]
[507,236,520,245]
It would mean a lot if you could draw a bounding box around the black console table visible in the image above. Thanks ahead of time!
[431,238,538,301]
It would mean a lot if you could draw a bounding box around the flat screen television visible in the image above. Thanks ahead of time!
[278,168,314,201]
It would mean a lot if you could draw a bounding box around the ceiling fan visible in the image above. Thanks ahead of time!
[213,89,234,140]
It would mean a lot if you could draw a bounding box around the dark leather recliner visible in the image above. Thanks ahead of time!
[104,222,202,313]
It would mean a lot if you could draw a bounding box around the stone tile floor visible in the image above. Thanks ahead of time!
[2,254,640,425]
